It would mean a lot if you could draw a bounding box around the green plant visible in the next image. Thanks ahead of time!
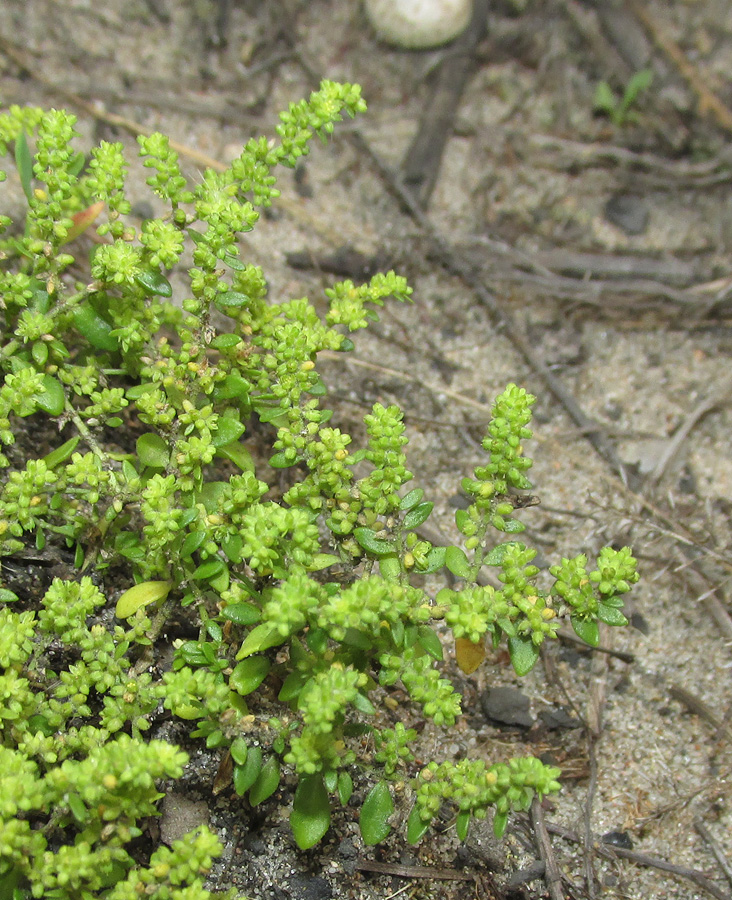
[0,84,638,895]
[593,68,653,126]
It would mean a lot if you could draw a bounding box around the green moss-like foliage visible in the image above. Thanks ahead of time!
[0,84,638,887]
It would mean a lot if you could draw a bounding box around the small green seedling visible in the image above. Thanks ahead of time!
[593,68,654,126]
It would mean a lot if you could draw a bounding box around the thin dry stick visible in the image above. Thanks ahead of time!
[582,642,610,899]
[546,821,732,900]
[668,683,732,743]
[348,130,629,485]
[650,378,732,484]
[354,860,474,882]
[695,820,732,889]
[629,0,732,134]
[530,796,565,900]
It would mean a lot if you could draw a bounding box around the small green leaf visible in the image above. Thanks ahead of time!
[456,811,471,841]
[291,775,331,850]
[501,519,525,534]
[216,441,254,471]
[269,451,295,469]
[136,433,169,468]
[134,270,172,297]
[571,615,600,646]
[31,341,48,366]
[230,737,248,766]
[236,623,285,659]
[214,290,250,309]
[68,793,87,824]
[214,372,252,401]
[179,531,206,558]
[399,488,424,510]
[221,601,261,626]
[278,671,308,702]
[212,417,245,448]
[445,546,471,578]
[115,532,145,561]
[406,805,430,844]
[210,333,241,350]
[455,508,470,533]
[307,553,339,572]
[197,481,228,513]
[221,535,244,564]
[593,81,617,115]
[115,580,172,618]
[223,252,246,271]
[36,375,65,416]
[352,692,376,715]
[422,546,446,574]
[192,558,226,581]
[416,626,443,661]
[623,68,653,106]
[354,527,395,556]
[493,810,508,838]
[507,635,540,676]
[378,555,401,580]
[596,603,628,627]
[230,657,270,696]
[403,501,433,530]
[249,756,280,806]
[15,131,33,203]
[233,745,262,796]
[43,436,80,470]
[0,589,19,603]
[360,781,393,845]
[337,771,353,806]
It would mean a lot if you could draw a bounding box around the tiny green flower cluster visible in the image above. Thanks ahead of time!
[374,722,417,776]
[411,756,562,840]
[0,583,231,898]
[550,545,638,645]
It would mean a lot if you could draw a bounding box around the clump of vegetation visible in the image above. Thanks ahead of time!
[0,83,638,897]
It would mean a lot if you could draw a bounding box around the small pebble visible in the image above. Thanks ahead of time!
[480,686,535,728]
[604,193,649,236]
[364,0,473,49]
[602,830,634,850]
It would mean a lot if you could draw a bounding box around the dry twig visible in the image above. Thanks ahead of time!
[629,0,732,135]
[530,796,565,900]
[546,821,732,900]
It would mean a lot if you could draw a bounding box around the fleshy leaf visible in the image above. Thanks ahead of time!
[507,635,540,676]
[360,781,393,845]
[403,501,433,529]
[445,546,471,578]
[136,433,170,468]
[290,776,331,850]
[571,615,600,646]
[134,269,172,297]
[249,756,280,806]
[233,745,262,796]
[354,527,395,556]
[230,657,271,696]
[406,805,430,844]
[115,581,172,618]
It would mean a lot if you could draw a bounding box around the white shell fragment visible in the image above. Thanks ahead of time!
[364,0,473,50]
